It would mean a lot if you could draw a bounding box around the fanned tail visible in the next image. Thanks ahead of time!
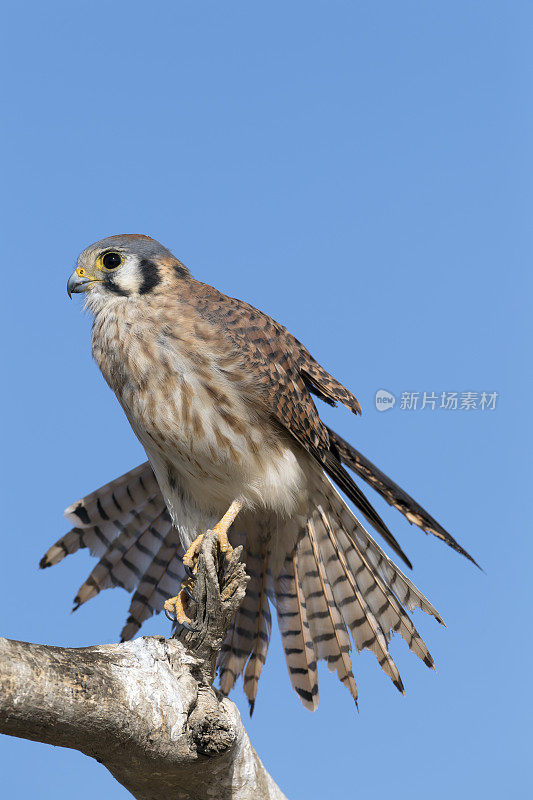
[40,463,184,640]
[305,473,441,693]
[41,460,444,710]
[263,471,442,709]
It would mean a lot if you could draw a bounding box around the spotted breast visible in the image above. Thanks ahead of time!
[91,291,310,546]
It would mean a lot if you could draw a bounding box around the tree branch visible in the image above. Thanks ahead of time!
[0,532,287,800]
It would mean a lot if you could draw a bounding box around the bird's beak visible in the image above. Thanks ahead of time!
[67,268,100,298]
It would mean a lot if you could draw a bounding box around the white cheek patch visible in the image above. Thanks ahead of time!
[113,260,142,295]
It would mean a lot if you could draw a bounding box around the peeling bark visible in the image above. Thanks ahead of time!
[0,532,287,800]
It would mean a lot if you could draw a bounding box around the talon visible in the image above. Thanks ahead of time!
[182,582,195,601]
[164,588,196,629]
[184,563,195,579]
[179,618,198,632]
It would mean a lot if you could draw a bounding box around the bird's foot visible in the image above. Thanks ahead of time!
[165,529,250,684]
[182,499,243,570]
[164,578,198,630]
[164,528,235,630]
[165,501,244,633]
[182,528,232,571]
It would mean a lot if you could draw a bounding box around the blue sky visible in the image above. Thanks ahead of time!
[1,2,530,797]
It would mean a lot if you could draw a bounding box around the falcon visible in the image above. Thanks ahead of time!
[42,234,476,711]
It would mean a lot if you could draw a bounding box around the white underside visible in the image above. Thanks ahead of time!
[143,433,312,549]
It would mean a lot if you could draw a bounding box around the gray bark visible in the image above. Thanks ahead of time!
[0,533,287,800]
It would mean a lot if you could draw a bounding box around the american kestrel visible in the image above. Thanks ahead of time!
[42,234,476,711]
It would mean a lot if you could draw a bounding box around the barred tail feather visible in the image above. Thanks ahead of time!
[332,497,444,623]
[220,532,322,713]
[296,502,401,692]
[72,498,168,608]
[218,529,253,695]
[40,527,86,568]
[40,463,185,640]
[64,462,159,532]
[242,539,273,713]
[318,506,434,668]
[120,535,184,642]
[320,519,404,692]
[218,528,273,710]
[269,472,442,707]
[299,520,358,703]
[305,474,442,687]
[40,462,161,569]
[273,550,319,711]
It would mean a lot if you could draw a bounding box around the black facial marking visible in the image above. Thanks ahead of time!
[138,258,162,294]
[105,278,130,296]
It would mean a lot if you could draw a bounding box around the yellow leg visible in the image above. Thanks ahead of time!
[165,499,243,627]
[164,580,194,627]
[182,499,243,568]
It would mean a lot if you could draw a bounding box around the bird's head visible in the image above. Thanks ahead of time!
[67,234,190,311]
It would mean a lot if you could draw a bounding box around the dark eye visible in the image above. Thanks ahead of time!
[102,252,122,270]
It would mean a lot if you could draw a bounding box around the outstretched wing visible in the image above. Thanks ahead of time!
[184,279,474,568]
[327,427,480,567]
[185,281,410,566]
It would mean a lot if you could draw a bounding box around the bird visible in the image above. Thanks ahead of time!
[41,233,477,712]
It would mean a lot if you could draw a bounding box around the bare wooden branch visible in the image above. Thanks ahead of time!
[171,531,251,685]
[0,532,287,800]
